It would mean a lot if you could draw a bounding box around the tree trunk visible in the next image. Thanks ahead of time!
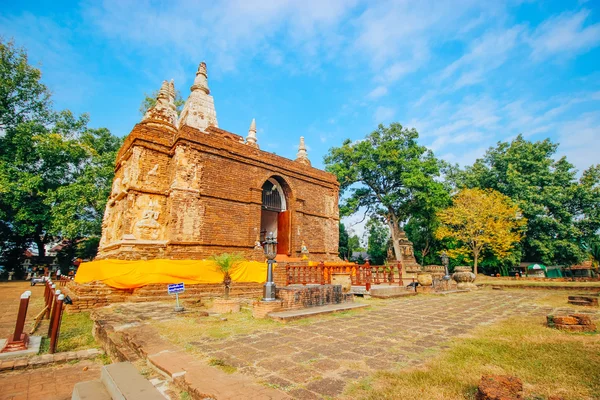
[34,232,46,264]
[473,251,479,276]
[387,217,403,262]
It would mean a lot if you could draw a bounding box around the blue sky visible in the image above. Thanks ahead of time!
[1,2,599,188]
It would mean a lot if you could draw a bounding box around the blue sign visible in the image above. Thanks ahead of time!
[168,283,185,294]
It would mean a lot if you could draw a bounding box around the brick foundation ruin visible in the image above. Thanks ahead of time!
[546,314,597,332]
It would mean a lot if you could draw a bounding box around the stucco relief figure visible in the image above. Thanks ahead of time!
[147,164,159,177]
[300,240,309,260]
[134,200,161,240]
[172,147,201,190]
[99,204,112,246]
[254,236,263,250]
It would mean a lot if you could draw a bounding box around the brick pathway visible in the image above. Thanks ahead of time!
[0,282,47,339]
[90,289,599,399]
[0,359,102,400]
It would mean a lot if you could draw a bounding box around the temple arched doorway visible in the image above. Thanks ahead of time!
[261,177,290,255]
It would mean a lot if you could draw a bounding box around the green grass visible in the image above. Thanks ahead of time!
[40,312,96,354]
[208,358,237,374]
[346,317,600,400]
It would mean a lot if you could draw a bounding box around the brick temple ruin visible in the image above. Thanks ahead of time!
[97,62,340,261]
[65,63,429,314]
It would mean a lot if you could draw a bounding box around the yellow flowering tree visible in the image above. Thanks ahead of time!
[436,188,526,275]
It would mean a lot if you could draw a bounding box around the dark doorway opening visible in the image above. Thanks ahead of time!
[260,178,290,255]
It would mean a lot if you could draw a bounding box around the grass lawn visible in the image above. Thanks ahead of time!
[533,291,599,308]
[476,276,600,288]
[40,311,97,354]
[346,317,600,400]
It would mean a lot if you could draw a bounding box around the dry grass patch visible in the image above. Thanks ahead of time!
[154,302,375,351]
[533,291,598,309]
[476,276,600,288]
[346,317,600,400]
[154,309,280,353]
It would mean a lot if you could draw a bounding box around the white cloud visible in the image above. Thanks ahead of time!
[84,0,359,73]
[556,111,600,172]
[440,26,524,89]
[367,85,388,99]
[528,10,600,60]
[374,106,396,123]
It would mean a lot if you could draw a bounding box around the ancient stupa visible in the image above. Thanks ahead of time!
[97,63,340,261]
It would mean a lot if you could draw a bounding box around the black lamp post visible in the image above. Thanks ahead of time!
[441,251,450,280]
[262,232,277,301]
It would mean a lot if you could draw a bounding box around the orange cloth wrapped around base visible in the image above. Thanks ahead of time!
[74,259,269,289]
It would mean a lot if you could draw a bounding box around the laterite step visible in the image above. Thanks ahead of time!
[268,303,369,321]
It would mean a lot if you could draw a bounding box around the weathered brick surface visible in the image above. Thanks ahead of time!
[276,285,353,311]
[63,280,263,312]
[476,374,523,400]
[97,119,341,262]
[547,313,597,332]
[252,300,284,318]
[552,316,579,325]
[210,299,241,313]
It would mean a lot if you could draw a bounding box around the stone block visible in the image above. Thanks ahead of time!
[0,360,15,371]
[252,300,283,319]
[476,374,523,400]
[13,358,28,369]
[416,286,434,294]
[211,299,241,314]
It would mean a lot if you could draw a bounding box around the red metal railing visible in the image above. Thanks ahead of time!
[285,260,405,288]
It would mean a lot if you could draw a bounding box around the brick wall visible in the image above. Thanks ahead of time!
[98,120,340,262]
[63,280,263,313]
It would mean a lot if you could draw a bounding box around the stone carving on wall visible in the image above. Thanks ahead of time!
[147,164,159,177]
[100,198,126,247]
[134,199,161,240]
[171,146,201,190]
[110,148,142,203]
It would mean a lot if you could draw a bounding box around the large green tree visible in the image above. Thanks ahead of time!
[325,123,448,261]
[0,39,120,270]
[366,219,389,265]
[459,135,600,266]
[0,39,51,131]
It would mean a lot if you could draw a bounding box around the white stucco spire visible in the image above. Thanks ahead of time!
[246,118,259,148]
[191,62,210,94]
[178,62,219,132]
[142,80,178,126]
[295,136,311,166]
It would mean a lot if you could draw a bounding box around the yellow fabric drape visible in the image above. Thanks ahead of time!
[75,259,269,289]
